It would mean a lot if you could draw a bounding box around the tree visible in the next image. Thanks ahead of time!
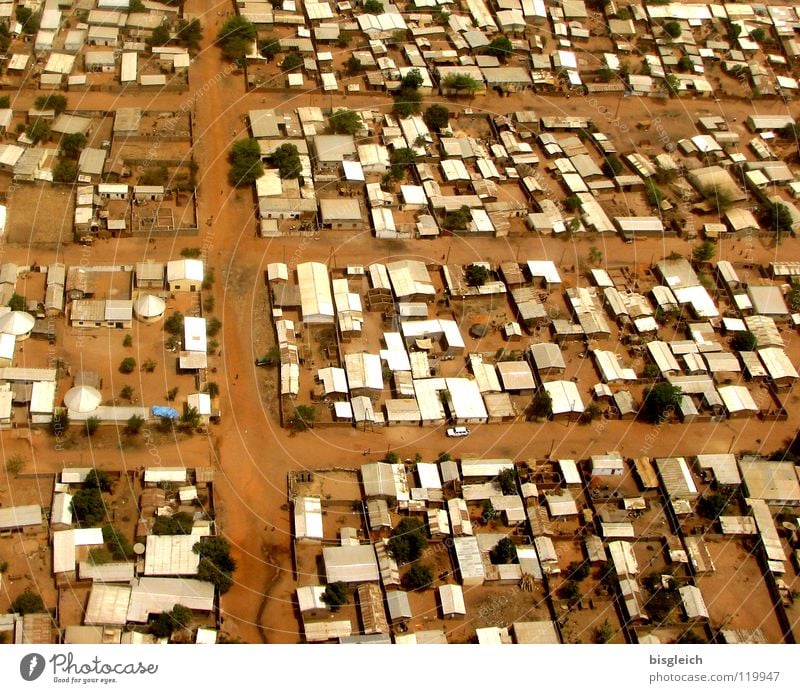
[393,88,423,117]
[330,109,362,135]
[206,317,222,337]
[645,180,664,207]
[751,27,766,43]
[423,104,450,131]
[759,201,793,237]
[641,382,682,423]
[149,604,190,638]
[496,468,516,495]
[363,0,383,13]
[259,34,280,61]
[119,357,136,374]
[207,382,220,399]
[217,16,256,61]
[228,138,263,186]
[10,590,45,615]
[697,492,730,520]
[321,582,349,609]
[557,580,581,601]
[53,159,78,183]
[345,55,362,76]
[175,18,203,50]
[442,73,481,94]
[481,499,496,524]
[786,282,800,312]
[126,414,145,435]
[731,331,757,352]
[35,93,67,114]
[8,293,25,311]
[164,310,184,335]
[281,51,303,71]
[61,132,87,159]
[665,73,681,95]
[442,206,470,231]
[16,6,39,34]
[288,404,316,432]
[388,147,416,181]
[692,240,715,264]
[84,416,101,437]
[487,35,513,60]
[148,22,171,47]
[530,390,553,420]
[465,264,490,287]
[663,21,682,38]
[595,620,614,643]
[26,119,51,144]
[403,564,433,590]
[643,363,661,379]
[490,538,518,564]
[71,487,106,526]
[102,524,134,560]
[179,406,202,432]
[588,246,603,266]
[140,164,169,186]
[193,537,237,594]
[152,512,194,535]
[6,454,25,475]
[602,155,623,177]
[597,68,616,83]
[167,387,179,402]
[677,56,693,72]
[123,333,133,347]
[387,518,427,564]
[564,195,581,212]
[677,629,707,644]
[141,358,157,373]
[88,547,112,565]
[400,69,423,90]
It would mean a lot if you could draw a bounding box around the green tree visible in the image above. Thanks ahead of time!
[677,56,693,72]
[465,264,490,287]
[84,416,101,437]
[126,414,145,435]
[102,524,134,560]
[259,34,280,61]
[120,384,134,401]
[568,560,590,581]
[122,333,133,347]
[228,138,263,186]
[281,51,303,71]
[641,382,682,423]
[193,537,237,594]
[363,0,383,13]
[35,93,67,113]
[751,27,766,43]
[442,206,470,230]
[175,18,203,50]
[61,132,87,159]
[481,499,496,524]
[288,404,316,431]
[564,195,581,212]
[141,358,157,373]
[602,155,623,177]
[403,564,433,590]
[10,590,45,615]
[595,620,615,643]
[588,246,603,266]
[321,581,349,609]
[330,109,362,135]
[8,293,25,311]
[71,487,106,526]
[207,382,220,399]
[26,119,51,144]
[387,518,427,564]
[486,35,513,60]
[148,22,171,46]
[217,16,256,61]
[442,73,481,94]
[88,547,113,565]
[530,390,553,419]
[663,21,682,38]
[665,73,681,95]
[393,88,423,117]
[557,580,581,601]
[490,537,518,564]
[152,512,194,535]
[400,69,423,90]
[388,147,416,181]
[697,492,730,520]
[645,180,664,207]
[164,310,184,335]
[179,406,202,432]
[496,468,516,494]
[677,629,707,644]
[759,201,793,237]
[345,55,362,75]
[786,282,800,312]
[119,357,136,374]
[423,104,450,131]
[53,159,78,183]
[206,317,222,337]
[731,331,757,352]
[692,240,715,264]
[597,68,616,83]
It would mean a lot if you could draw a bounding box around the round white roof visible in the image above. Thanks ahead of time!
[0,311,34,336]
[133,294,166,318]
[64,385,102,413]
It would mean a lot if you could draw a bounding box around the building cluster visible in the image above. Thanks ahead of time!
[0,466,221,644]
[268,253,800,429]
[3,0,190,90]
[290,450,800,643]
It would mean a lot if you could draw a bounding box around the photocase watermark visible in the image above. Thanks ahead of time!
[19,652,159,685]
[19,653,45,682]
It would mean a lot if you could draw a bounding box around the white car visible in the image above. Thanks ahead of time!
[446,426,470,438]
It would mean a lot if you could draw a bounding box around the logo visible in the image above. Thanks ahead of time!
[20,653,45,682]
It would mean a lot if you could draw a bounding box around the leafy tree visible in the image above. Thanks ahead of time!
[465,264,490,287]
[345,55,362,75]
[321,581,349,609]
[179,406,202,431]
[61,133,87,159]
[595,620,614,643]
[486,35,513,60]
[597,68,616,83]
[281,51,303,71]
[336,31,352,48]
[149,604,190,638]
[363,0,383,13]
[779,123,800,140]
[403,564,433,590]
[602,155,623,177]
[119,357,136,374]
[663,21,682,38]
[103,524,134,560]
[148,22,171,46]
[564,195,581,212]
[643,363,661,379]
[152,512,194,535]
[141,358,157,373]
[400,69,423,90]
[388,147,416,181]
[71,487,106,526]
[423,104,450,131]
[530,390,553,419]
[568,560,590,581]
[330,109,362,135]
[26,119,51,144]
[122,333,133,348]
[751,27,766,43]
[6,454,25,474]
[167,387,179,402]
[393,88,423,117]
[10,590,45,615]
[442,206,470,230]
[217,16,256,61]
[645,180,664,207]
[164,310,184,335]
[228,138,263,186]
[692,240,715,264]
[84,417,101,437]
[697,493,730,520]
[125,414,145,435]
[175,18,203,50]
[588,246,603,266]
[759,201,793,236]
[387,518,428,564]
[207,382,220,399]
[641,382,682,423]
[481,499,496,524]
[496,468,516,495]
[259,34,280,61]
[288,404,316,431]
[384,451,400,464]
[206,317,222,337]
[8,293,25,311]
[677,56,694,72]
[731,331,757,352]
[490,538,518,564]
[85,469,113,493]
[53,159,78,183]
[193,537,237,594]
[88,547,112,565]
[442,73,481,94]
[557,580,581,601]
[16,6,39,34]
[35,93,67,113]
[665,73,681,95]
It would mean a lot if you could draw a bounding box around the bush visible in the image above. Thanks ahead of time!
[84,416,101,437]
[403,564,433,590]
[123,334,133,348]
[119,357,136,374]
[180,247,202,258]
[121,385,134,401]
[6,454,26,474]
[387,518,427,564]
[103,524,134,560]
[88,547,113,565]
[442,73,481,93]
[288,405,316,432]
[10,590,45,615]
[141,358,157,373]
[126,414,145,435]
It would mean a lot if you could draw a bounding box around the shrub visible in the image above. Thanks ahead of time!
[119,357,136,374]
[10,590,46,615]
[403,564,433,590]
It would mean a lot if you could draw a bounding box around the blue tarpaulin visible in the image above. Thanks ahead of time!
[151,406,179,419]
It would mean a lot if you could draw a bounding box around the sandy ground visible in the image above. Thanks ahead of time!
[0,1,798,643]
